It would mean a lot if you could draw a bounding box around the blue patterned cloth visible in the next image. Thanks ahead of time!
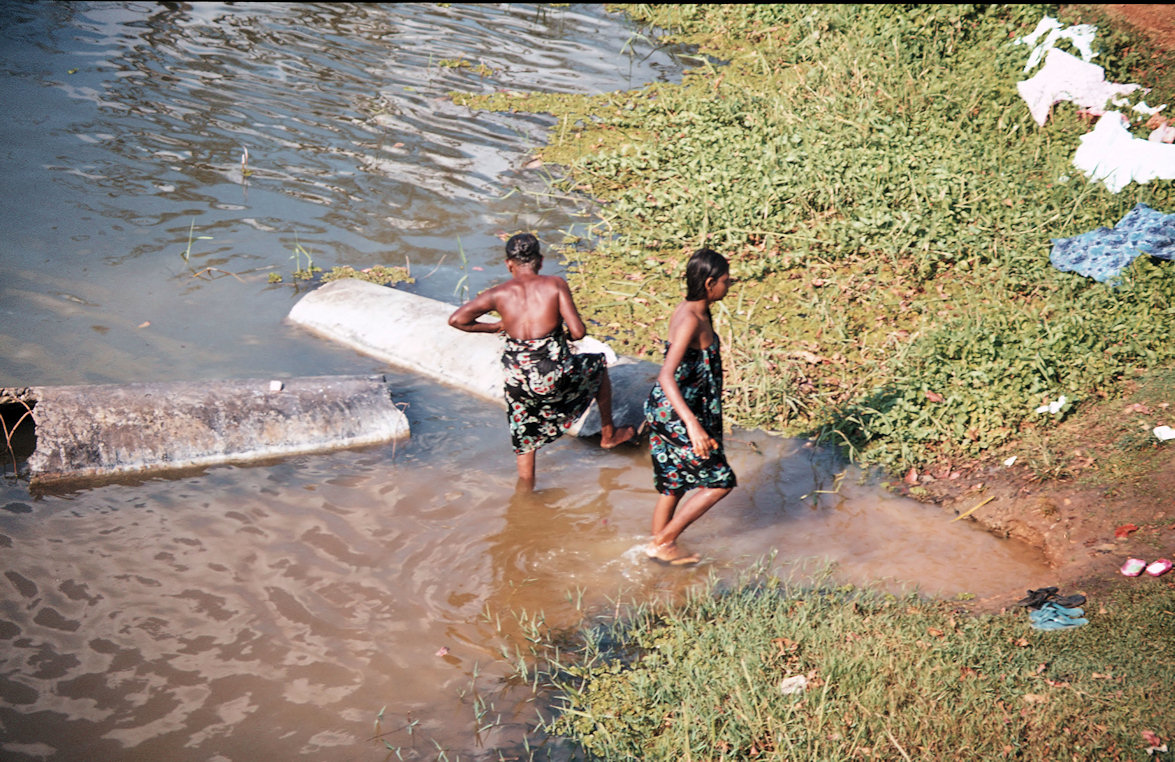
[644,337,737,497]
[1050,203,1175,283]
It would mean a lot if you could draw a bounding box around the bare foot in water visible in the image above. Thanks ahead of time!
[645,542,700,566]
[600,424,637,449]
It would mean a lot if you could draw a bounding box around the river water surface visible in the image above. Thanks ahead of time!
[0,4,1050,760]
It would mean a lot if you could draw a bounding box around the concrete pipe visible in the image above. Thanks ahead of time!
[286,279,659,436]
[26,375,408,484]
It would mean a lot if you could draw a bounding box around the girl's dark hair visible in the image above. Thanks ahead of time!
[685,248,729,301]
[505,232,541,267]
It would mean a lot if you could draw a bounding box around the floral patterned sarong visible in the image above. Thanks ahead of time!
[502,326,604,454]
[644,337,736,496]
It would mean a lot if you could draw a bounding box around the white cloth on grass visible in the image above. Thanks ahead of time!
[1073,112,1175,193]
[1017,48,1141,127]
[1014,15,1099,72]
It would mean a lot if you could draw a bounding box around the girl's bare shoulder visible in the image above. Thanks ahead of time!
[668,300,702,334]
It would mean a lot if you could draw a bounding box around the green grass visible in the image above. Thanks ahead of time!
[531,567,1175,760]
[455,3,1175,478]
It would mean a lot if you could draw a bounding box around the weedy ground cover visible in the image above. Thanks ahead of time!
[528,567,1175,761]
[454,4,1175,477]
[433,8,1175,759]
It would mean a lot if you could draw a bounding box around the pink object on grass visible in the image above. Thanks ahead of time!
[1145,558,1172,577]
[1121,558,1146,577]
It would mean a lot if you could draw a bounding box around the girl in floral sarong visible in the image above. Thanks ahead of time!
[449,233,635,490]
[644,248,736,565]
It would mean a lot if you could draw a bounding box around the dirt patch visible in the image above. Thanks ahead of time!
[898,364,1175,613]
[1094,4,1175,49]
[883,6,1175,614]
[907,463,1175,612]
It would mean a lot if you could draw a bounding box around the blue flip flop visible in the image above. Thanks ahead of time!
[1031,615,1088,630]
[1037,601,1085,618]
[1029,605,1088,629]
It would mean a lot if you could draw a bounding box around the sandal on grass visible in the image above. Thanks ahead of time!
[1146,558,1172,577]
[1016,587,1085,610]
[1031,614,1088,630]
[1029,607,1088,629]
[1015,587,1058,608]
[1049,592,1086,608]
[1028,601,1089,631]
[1035,601,1085,618]
[1121,558,1147,577]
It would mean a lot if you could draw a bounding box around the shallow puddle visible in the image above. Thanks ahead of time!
[0,377,1049,760]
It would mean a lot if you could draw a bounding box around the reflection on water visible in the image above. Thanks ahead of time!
[1,406,1050,760]
[0,1,682,387]
[0,3,1051,760]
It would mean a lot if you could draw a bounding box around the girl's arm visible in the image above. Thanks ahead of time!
[657,310,718,457]
[556,277,587,341]
[448,289,502,333]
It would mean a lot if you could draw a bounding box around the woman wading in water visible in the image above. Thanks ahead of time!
[448,233,636,490]
[644,248,736,565]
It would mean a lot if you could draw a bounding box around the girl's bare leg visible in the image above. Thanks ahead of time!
[647,487,732,563]
[651,493,681,536]
[596,372,636,448]
[515,450,536,492]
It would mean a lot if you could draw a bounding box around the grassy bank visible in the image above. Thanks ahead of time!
[526,567,1174,761]
[454,4,1175,478]
[438,6,1175,759]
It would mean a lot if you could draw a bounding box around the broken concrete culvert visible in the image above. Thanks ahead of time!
[19,375,409,484]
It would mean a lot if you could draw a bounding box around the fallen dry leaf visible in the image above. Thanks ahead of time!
[792,350,825,365]
[138,321,150,328]
[1115,524,1140,539]
[772,637,798,656]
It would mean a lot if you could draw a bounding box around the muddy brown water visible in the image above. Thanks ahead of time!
[0,4,1049,760]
